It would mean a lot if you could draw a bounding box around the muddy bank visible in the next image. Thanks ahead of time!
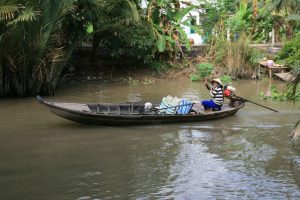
[61,44,284,88]
[60,48,192,86]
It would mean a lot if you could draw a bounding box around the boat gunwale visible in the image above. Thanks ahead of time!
[39,98,242,119]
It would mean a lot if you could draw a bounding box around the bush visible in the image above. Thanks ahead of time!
[190,73,201,81]
[220,75,232,84]
[96,22,156,64]
[190,62,214,81]
[211,32,265,78]
[150,60,169,73]
[196,62,214,78]
[276,33,300,68]
[276,33,300,100]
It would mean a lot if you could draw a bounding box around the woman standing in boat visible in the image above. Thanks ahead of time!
[202,78,224,111]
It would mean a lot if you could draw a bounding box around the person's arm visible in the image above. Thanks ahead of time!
[205,79,211,90]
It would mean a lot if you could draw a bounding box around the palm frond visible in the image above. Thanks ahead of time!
[175,5,196,23]
[124,0,140,22]
[100,0,139,21]
[8,7,39,25]
[0,0,145,96]
[0,4,22,21]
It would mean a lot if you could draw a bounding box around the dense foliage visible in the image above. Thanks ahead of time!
[198,0,299,81]
[276,33,300,100]
[277,33,300,68]
[190,62,214,81]
[0,0,142,97]
[0,0,201,97]
[0,0,78,97]
[200,0,300,43]
[0,0,299,97]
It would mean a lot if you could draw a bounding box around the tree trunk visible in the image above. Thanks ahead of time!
[174,0,180,10]
[252,0,258,17]
[271,28,275,47]
[286,22,294,40]
[273,19,282,43]
[147,0,155,22]
[250,0,258,40]
[275,29,280,43]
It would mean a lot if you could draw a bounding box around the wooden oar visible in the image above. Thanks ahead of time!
[144,103,194,114]
[236,96,279,112]
[290,120,300,144]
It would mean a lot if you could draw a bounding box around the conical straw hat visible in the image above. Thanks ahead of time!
[211,78,223,86]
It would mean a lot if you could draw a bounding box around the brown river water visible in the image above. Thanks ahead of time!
[0,79,300,200]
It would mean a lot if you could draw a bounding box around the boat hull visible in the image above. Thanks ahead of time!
[40,99,241,126]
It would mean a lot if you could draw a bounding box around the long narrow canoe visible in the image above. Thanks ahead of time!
[37,96,243,126]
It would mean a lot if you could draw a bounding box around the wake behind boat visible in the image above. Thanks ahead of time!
[36,95,244,126]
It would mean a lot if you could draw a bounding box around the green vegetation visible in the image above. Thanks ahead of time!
[0,0,141,97]
[150,60,170,74]
[220,75,232,84]
[128,77,154,87]
[200,0,299,99]
[211,32,265,78]
[146,0,200,59]
[260,85,300,101]
[276,33,300,100]
[190,62,214,81]
[197,63,214,79]
[189,74,201,82]
[0,0,199,97]
[0,0,299,99]
[277,33,300,67]
[260,86,284,100]
[201,0,300,43]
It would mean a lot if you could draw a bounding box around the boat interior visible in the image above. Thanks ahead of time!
[50,101,239,115]
[87,103,157,115]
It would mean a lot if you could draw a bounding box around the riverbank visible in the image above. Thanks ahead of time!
[57,40,297,100]
[0,43,290,98]
[68,43,284,85]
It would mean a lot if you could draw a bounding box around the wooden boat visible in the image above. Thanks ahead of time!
[37,96,243,126]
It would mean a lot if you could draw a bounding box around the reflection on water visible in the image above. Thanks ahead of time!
[0,79,300,199]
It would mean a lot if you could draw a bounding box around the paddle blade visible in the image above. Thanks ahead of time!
[290,120,300,142]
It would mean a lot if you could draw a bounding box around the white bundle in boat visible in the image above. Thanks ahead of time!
[158,95,181,114]
[157,95,193,115]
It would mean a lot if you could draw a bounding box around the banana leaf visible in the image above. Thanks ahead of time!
[156,35,166,52]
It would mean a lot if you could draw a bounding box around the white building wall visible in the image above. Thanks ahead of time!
[181,0,203,45]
